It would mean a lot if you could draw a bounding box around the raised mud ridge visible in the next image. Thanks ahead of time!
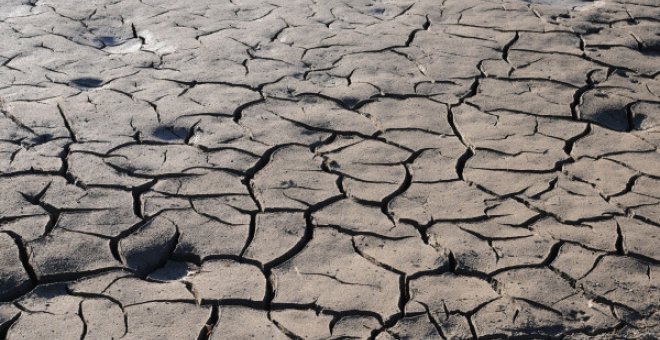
[0,0,658,339]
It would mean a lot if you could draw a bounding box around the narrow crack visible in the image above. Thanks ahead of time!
[502,31,519,64]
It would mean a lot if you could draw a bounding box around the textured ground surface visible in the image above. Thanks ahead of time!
[0,0,659,338]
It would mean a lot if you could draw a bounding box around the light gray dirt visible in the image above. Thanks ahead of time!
[0,0,658,338]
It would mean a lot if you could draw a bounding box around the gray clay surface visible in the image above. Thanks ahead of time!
[0,0,658,338]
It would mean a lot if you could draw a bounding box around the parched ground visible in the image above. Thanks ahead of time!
[0,0,659,338]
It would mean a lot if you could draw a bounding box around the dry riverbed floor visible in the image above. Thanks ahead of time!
[0,0,659,338]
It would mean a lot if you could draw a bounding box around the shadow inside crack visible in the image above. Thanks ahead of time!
[583,104,629,132]
[633,113,647,130]
[25,283,69,301]
[341,97,360,108]
[152,126,189,141]
[97,36,121,47]
[70,77,104,90]
[24,133,54,146]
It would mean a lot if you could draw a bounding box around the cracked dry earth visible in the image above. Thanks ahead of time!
[0,0,659,339]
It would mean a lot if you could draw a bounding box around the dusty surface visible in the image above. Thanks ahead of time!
[0,0,659,338]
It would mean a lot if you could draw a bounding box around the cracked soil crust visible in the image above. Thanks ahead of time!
[0,0,659,339]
